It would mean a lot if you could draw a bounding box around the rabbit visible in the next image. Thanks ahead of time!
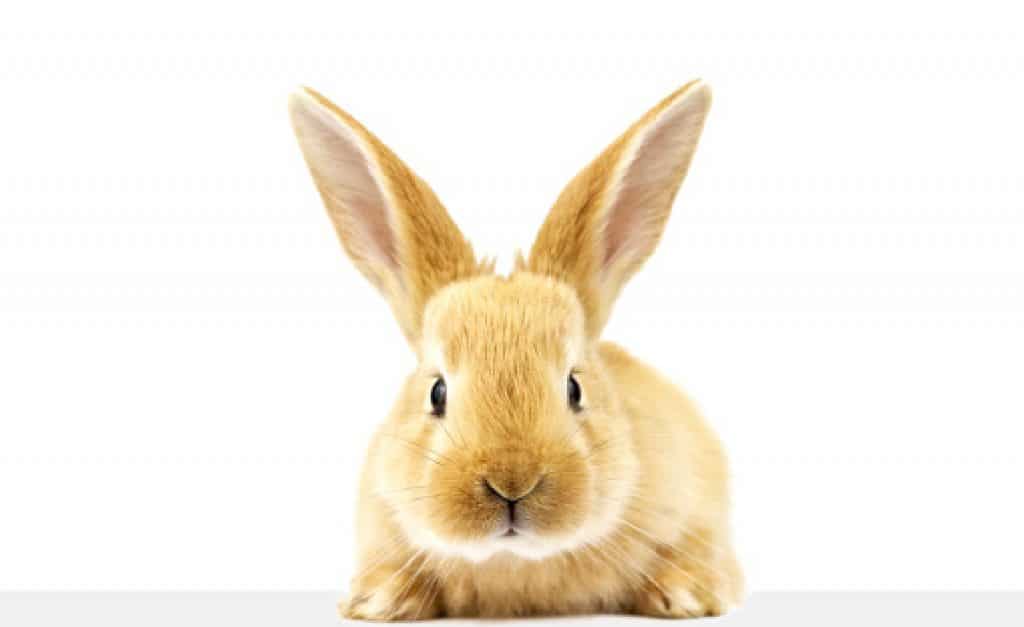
[288,79,744,620]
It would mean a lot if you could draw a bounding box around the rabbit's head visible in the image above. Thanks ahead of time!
[290,82,710,561]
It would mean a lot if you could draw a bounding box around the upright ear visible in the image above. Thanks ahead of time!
[289,87,481,345]
[527,80,711,337]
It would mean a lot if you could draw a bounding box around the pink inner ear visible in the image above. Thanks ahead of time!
[295,101,398,269]
[603,100,700,268]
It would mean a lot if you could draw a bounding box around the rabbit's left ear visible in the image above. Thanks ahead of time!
[528,80,711,337]
[289,88,479,346]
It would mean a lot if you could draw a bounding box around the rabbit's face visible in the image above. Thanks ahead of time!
[379,273,637,561]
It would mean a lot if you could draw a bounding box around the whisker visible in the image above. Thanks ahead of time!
[438,419,464,451]
[610,525,728,607]
[377,548,426,597]
[556,417,587,451]
[403,493,444,505]
[556,425,632,464]
[348,538,407,585]
[381,432,450,466]
[415,556,451,618]
[369,484,429,499]
[603,494,731,555]
[619,516,728,579]
[393,551,433,606]
[407,413,474,456]
[608,527,728,610]
[588,539,670,600]
[581,435,631,461]
[593,493,734,591]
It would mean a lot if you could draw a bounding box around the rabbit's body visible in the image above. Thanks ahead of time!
[290,80,743,619]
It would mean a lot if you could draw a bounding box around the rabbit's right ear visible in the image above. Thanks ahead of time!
[289,88,480,346]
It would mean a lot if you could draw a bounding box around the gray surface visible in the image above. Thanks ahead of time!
[1,591,1022,626]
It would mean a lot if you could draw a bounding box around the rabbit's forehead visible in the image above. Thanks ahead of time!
[421,273,585,372]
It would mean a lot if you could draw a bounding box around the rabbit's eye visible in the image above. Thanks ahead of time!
[430,377,447,417]
[567,374,583,412]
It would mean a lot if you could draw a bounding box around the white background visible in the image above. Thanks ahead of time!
[2,0,1023,592]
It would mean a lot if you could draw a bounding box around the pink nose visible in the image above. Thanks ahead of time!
[481,475,542,525]
[483,478,531,503]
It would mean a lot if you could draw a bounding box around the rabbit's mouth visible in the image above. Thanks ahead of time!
[491,521,533,542]
[400,513,580,563]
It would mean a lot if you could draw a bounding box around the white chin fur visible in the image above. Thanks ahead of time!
[406,526,574,562]
[392,464,634,564]
[401,500,629,563]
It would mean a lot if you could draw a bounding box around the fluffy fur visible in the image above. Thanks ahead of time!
[289,80,743,620]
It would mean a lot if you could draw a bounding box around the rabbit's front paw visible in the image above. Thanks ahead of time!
[631,532,743,618]
[634,584,710,618]
[340,572,443,621]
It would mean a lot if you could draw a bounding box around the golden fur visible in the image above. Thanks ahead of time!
[289,80,743,620]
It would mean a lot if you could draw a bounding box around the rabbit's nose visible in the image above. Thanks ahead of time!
[482,475,541,503]
[482,476,542,523]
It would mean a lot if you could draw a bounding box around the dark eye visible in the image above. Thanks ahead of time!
[567,374,582,412]
[430,377,447,417]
